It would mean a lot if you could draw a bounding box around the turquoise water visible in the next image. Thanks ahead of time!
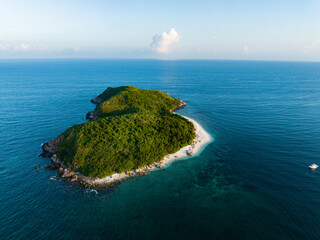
[1,60,320,239]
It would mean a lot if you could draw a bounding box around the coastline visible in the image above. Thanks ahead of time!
[83,115,212,187]
[161,115,212,166]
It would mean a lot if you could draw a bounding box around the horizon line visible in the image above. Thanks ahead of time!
[0,58,319,63]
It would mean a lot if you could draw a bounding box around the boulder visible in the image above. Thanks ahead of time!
[58,167,64,175]
[134,168,143,174]
[51,154,62,167]
[61,169,75,178]
[60,163,67,169]
[66,175,78,183]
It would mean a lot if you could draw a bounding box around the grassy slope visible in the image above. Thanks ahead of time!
[57,86,195,178]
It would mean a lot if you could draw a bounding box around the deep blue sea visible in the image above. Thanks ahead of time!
[1,60,320,240]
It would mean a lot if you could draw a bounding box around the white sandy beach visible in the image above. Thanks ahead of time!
[161,115,212,166]
[86,115,212,186]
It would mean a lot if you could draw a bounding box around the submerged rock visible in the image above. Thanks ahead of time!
[44,165,57,170]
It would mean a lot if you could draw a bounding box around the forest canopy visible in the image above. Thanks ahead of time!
[56,86,195,178]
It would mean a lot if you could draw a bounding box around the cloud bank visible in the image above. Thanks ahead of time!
[14,43,31,51]
[150,28,180,54]
[0,42,79,54]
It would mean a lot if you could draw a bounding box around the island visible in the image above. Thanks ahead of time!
[40,86,211,187]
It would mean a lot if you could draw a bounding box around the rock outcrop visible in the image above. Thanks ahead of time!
[85,110,99,120]
[39,135,63,158]
[90,96,104,104]
[51,154,62,167]
[172,100,187,112]
[85,95,104,120]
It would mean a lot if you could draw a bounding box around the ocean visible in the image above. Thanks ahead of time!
[0,59,320,239]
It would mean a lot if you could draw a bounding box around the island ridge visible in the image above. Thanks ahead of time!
[40,86,211,187]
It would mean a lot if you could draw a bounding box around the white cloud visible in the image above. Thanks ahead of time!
[150,28,180,54]
[13,43,48,52]
[306,40,320,49]
[242,45,250,55]
[15,43,31,51]
[304,40,320,54]
[0,43,7,51]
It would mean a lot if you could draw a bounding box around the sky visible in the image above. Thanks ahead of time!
[0,0,320,61]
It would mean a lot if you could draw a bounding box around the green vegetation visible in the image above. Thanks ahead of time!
[56,86,195,178]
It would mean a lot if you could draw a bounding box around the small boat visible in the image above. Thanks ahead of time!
[309,164,319,170]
